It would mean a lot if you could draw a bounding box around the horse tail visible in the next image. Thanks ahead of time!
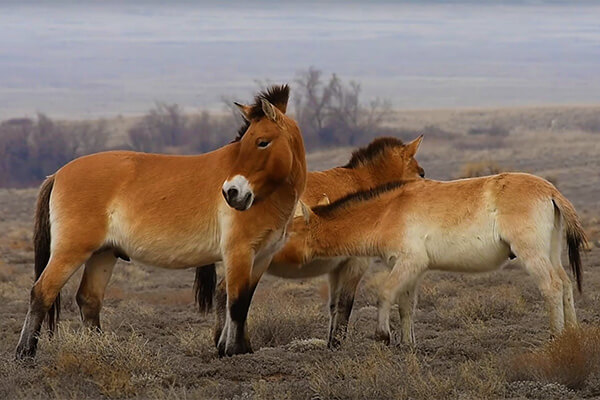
[552,188,587,293]
[33,175,60,332]
[194,264,217,314]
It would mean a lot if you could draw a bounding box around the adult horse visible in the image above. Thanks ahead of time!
[197,136,425,348]
[281,161,587,345]
[15,85,306,359]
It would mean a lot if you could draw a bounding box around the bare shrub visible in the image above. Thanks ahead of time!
[128,103,187,152]
[294,67,393,148]
[128,103,237,154]
[458,160,508,178]
[65,119,111,156]
[506,326,600,389]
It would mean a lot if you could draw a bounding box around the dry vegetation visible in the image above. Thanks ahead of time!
[1,106,600,399]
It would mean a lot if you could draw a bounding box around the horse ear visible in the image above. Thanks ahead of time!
[316,194,330,206]
[261,99,278,122]
[293,200,313,224]
[406,135,423,157]
[234,102,252,121]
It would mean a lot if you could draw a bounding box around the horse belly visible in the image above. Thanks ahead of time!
[268,257,346,279]
[106,210,221,269]
[425,222,510,273]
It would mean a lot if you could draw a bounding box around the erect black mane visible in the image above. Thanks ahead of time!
[342,137,404,169]
[311,181,406,218]
[233,84,290,142]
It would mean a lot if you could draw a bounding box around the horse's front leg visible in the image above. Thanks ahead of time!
[218,248,271,357]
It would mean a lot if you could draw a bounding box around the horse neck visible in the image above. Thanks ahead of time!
[308,199,389,259]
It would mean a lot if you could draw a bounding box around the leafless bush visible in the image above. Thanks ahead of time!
[128,103,237,154]
[506,326,600,389]
[66,119,110,156]
[128,103,187,152]
[294,67,393,148]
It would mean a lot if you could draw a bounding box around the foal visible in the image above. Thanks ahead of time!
[203,136,425,348]
[279,171,587,345]
[16,85,306,359]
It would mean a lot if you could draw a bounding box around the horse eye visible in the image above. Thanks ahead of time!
[257,140,271,148]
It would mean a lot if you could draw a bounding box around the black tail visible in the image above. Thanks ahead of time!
[552,191,588,293]
[567,232,585,293]
[33,176,59,332]
[194,264,217,314]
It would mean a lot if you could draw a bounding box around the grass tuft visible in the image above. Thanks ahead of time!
[506,326,600,389]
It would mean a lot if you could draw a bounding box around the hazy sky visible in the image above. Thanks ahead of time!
[0,1,599,118]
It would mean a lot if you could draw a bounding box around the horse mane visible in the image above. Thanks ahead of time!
[233,84,290,142]
[342,137,404,169]
[311,181,406,218]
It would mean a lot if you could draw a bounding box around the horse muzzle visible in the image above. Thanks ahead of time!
[222,175,255,211]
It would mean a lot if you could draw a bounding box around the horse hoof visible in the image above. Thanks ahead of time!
[375,330,391,345]
[327,337,342,350]
[225,341,253,357]
[15,345,36,361]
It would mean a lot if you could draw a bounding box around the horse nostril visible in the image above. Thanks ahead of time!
[227,187,239,200]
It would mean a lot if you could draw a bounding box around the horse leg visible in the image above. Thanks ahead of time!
[218,249,270,357]
[376,257,426,345]
[76,250,117,331]
[549,217,578,329]
[396,279,419,345]
[213,276,227,348]
[327,257,368,349]
[16,249,92,359]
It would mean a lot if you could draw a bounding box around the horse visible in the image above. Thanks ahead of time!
[197,136,425,349]
[280,160,587,346]
[15,85,307,359]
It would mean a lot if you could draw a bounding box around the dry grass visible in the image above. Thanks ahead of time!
[507,326,600,389]
[307,344,505,400]
[436,285,527,327]
[38,326,173,398]
[249,293,327,348]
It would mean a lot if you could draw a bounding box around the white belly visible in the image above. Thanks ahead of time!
[421,215,511,273]
[106,209,222,269]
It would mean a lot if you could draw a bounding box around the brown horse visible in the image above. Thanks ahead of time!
[15,85,306,359]
[281,162,586,345]
[200,136,425,348]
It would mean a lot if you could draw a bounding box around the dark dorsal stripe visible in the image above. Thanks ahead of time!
[312,181,406,218]
[233,84,290,142]
[342,137,404,169]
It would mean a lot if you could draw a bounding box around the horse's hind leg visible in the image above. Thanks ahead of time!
[76,250,117,331]
[327,257,368,348]
[16,248,92,359]
[396,280,419,345]
[376,256,427,345]
[549,214,578,328]
[520,252,564,334]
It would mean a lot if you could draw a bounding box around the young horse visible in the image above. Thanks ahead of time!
[15,85,307,359]
[201,136,425,348]
[279,168,587,345]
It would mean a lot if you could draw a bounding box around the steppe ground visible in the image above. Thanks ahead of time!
[1,106,600,399]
